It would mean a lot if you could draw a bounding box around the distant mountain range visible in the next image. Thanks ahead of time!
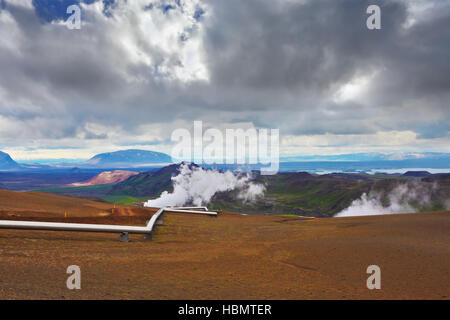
[281,152,450,162]
[84,149,172,168]
[0,149,173,170]
[0,151,20,170]
[1,149,450,171]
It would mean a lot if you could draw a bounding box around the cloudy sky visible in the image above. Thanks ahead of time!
[0,0,449,160]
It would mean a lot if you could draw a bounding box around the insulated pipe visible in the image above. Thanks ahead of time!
[0,207,217,241]
[0,220,152,234]
[163,208,217,216]
[169,206,208,211]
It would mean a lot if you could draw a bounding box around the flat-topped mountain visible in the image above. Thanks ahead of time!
[403,171,431,177]
[85,149,172,168]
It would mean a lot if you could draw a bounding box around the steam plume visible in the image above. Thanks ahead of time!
[144,163,265,208]
[335,183,437,217]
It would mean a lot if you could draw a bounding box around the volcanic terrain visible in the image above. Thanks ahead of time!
[0,190,448,299]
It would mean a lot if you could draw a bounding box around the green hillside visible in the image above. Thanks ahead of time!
[108,163,191,197]
[37,164,450,217]
[209,172,372,216]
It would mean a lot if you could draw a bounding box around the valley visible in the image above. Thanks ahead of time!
[12,164,449,217]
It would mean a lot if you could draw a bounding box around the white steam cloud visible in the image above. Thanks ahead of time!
[335,183,437,217]
[144,163,265,208]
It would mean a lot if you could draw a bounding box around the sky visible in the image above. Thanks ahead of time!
[0,0,449,161]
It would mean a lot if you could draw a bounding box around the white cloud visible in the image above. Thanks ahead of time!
[79,0,209,83]
[5,0,33,9]
[0,0,449,159]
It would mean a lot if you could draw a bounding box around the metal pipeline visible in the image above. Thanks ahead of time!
[0,207,217,241]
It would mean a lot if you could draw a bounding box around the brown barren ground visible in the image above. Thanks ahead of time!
[0,190,448,299]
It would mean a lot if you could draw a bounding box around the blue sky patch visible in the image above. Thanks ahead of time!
[30,0,119,22]
[194,7,204,20]
[162,4,175,13]
[32,0,94,22]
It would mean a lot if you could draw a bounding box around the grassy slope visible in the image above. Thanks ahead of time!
[108,164,180,197]
[209,173,372,216]
[210,173,450,217]
[37,184,148,206]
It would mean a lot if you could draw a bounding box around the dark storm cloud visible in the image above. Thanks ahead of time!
[202,0,449,135]
[0,0,449,149]
[205,0,403,90]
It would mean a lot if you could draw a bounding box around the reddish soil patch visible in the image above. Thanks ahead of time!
[68,170,139,187]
